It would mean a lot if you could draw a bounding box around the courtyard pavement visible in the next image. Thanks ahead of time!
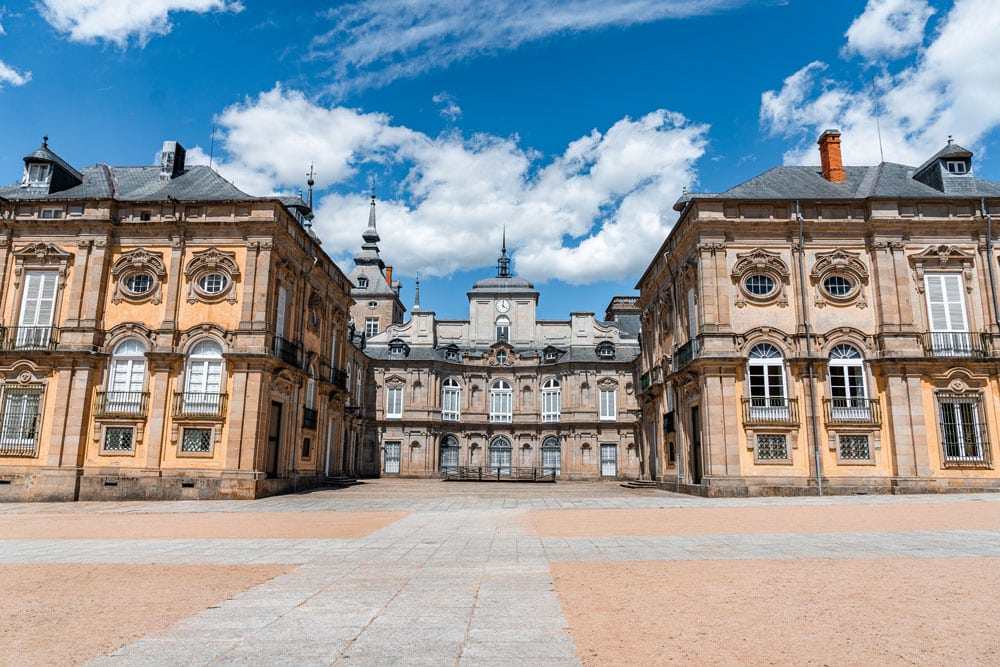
[3,479,1000,665]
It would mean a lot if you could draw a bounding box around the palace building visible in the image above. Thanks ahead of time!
[0,138,372,501]
[352,202,643,480]
[636,130,1000,495]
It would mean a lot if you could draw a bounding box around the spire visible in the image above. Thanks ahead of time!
[354,192,385,269]
[363,192,379,243]
[306,164,315,210]
[497,227,511,278]
[413,277,421,312]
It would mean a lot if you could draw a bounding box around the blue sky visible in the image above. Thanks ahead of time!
[2,0,999,320]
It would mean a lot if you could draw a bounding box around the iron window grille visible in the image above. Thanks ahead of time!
[756,434,788,461]
[938,392,991,468]
[838,434,871,461]
[181,428,213,453]
[0,384,43,457]
[103,427,135,452]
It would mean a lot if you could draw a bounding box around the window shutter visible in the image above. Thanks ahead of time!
[20,272,57,327]
[275,287,287,338]
[926,274,967,332]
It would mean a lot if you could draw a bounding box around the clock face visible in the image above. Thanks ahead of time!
[496,299,510,313]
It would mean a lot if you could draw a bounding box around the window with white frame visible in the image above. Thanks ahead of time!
[106,339,146,414]
[365,317,379,337]
[24,163,50,184]
[495,316,510,342]
[747,343,788,419]
[357,276,369,288]
[183,340,224,415]
[17,271,58,349]
[0,384,43,456]
[541,436,561,476]
[828,344,869,421]
[490,379,512,423]
[925,274,971,355]
[599,387,616,421]
[441,378,461,421]
[542,378,561,423]
[386,386,403,419]
[938,392,989,466]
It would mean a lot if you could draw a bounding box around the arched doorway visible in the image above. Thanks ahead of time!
[541,436,561,477]
[439,434,459,475]
[488,436,512,475]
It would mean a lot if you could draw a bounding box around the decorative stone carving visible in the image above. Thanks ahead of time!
[810,248,869,309]
[730,248,790,308]
[184,248,240,304]
[111,248,167,304]
[909,245,976,293]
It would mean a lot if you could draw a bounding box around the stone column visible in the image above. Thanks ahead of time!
[160,235,185,330]
[142,353,180,471]
[45,362,98,469]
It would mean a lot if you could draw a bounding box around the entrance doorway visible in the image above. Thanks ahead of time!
[384,441,401,474]
[266,401,282,478]
[600,444,617,477]
[689,406,702,484]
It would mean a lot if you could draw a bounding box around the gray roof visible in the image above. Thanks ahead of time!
[364,342,639,364]
[675,161,1000,210]
[0,164,254,202]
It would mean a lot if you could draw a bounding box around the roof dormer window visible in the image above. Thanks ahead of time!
[388,338,409,358]
[596,342,616,359]
[946,160,968,174]
[23,163,50,185]
[357,276,369,289]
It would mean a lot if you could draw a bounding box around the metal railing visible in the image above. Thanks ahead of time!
[302,407,318,430]
[272,336,302,367]
[823,398,881,425]
[172,392,228,418]
[443,466,557,482]
[0,326,59,351]
[742,397,799,425]
[95,391,149,418]
[921,331,988,357]
[674,339,696,369]
[329,368,348,390]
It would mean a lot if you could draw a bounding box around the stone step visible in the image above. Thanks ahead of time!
[620,480,659,489]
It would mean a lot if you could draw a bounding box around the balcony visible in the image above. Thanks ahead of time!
[823,398,881,426]
[0,326,59,351]
[329,368,348,391]
[742,398,799,426]
[173,392,228,419]
[302,407,318,430]
[921,331,988,358]
[95,391,149,418]
[272,336,302,367]
[674,339,696,370]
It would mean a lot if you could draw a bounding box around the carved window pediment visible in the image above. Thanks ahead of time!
[384,374,406,388]
[112,249,167,305]
[731,248,790,308]
[810,249,869,308]
[185,248,240,304]
[909,245,976,293]
[12,243,72,290]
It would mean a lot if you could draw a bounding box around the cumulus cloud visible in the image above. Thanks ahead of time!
[843,0,935,60]
[198,85,707,284]
[0,60,30,87]
[311,0,750,96]
[37,0,243,47]
[761,0,1000,167]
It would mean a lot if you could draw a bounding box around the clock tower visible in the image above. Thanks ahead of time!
[466,233,539,346]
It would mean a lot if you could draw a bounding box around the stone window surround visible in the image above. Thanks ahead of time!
[731,248,790,308]
[111,248,167,305]
[184,247,240,304]
[810,248,869,309]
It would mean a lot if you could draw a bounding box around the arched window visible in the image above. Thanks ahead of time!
[495,316,510,342]
[183,340,224,415]
[488,436,512,474]
[747,343,787,419]
[489,379,512,423]
[542,378,561,423]
[542,436,561,477]
[106,338,146,414]
[439,434,459,474]
[828,344,869,420]
[441,378,461,421]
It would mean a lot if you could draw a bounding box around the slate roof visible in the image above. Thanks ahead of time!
[0,164,255,202]
[674,162,1000,210]
[364,342,639,363]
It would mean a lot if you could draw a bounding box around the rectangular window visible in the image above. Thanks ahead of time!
[275,286,288,338]
[946,160,967,174]
[756,434,788,461]
[925,274,970,355]
[386,387,403,419]
[301,437,312,459]
[365,317,379,337]
[442,386,461,421]
[17,271,58,349]
[181,428,212,453]
[25,163,50,184]
[542,388,560,423]
[599,388,616,421]
[600,444,617,477]
[384,441,401,474]
[40,208,63,219]
[938,392,989,466]
[0,385,43,456]
[103,427,135,452]
[490,390,512,423]
[838,434,871,461]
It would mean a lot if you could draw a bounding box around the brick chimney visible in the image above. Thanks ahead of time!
[818,129,845,182]
[385,266,393,285]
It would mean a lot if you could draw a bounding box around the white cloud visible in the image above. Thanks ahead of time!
[198,85,707,284]
[37,0,243,47]
[0,60,30,87]
[432,92,462,122]
[311,0,750,96]
[761,0,1000,167]
[843,0,935,60]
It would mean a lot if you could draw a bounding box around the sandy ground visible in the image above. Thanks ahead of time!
[526,501,1000,536]
[551,557,1000,666]
[0,511,407,540]
[0,564,289,667]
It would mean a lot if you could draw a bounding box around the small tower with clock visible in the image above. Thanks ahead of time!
[466,233,540,346]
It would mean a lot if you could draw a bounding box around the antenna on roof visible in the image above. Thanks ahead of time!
[871,77,885,163]
[209,124,216,169]
[307,164,315,209]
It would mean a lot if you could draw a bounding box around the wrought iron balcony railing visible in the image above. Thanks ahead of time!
[0,326,59,351]
[742,397,799,426]
[173,392,228,419]
[95,391,149,418]
[674,339,696,370]
[302,407,318,430]
[823,398,881,425]
[272,336,302,367]
[329,368,348,390]
[921,331,988,358]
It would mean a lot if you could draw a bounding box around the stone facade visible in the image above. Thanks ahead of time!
[636,131,1000,496]
[0,139,372,501]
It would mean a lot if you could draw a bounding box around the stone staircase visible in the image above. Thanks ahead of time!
[324,473,361,488]
[620,479,660,490]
